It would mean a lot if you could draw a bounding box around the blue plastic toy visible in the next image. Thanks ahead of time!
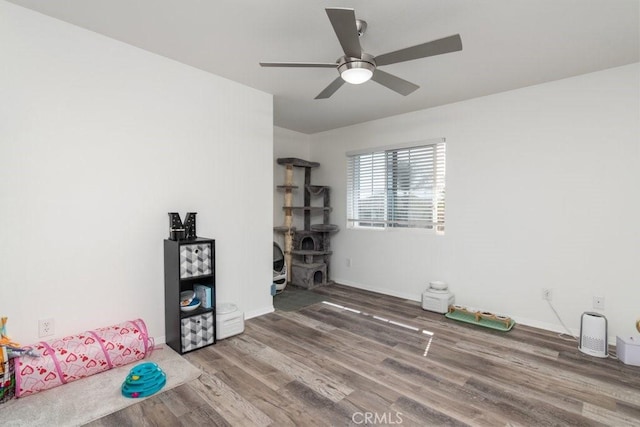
[121,362,166,398]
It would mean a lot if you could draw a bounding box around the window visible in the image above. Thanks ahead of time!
[346,139,446,232]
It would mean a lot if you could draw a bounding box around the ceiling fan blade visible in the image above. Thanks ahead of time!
[260,62,337,68]
[326,8,362,58]
[371,69,419,96]
[315,77,345,99]
[374,34,462,66]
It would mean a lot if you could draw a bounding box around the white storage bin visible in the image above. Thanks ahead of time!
[422,281,455,314]
[217,303,244,339]
[617,335,640,367]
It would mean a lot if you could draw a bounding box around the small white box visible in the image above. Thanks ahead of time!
[216,303,244,339]
[421,289,455,314]
[616,335,640,366]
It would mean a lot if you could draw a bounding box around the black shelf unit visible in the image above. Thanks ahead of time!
[164,237,216,354]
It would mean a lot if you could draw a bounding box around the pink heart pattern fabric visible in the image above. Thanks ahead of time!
[15,319,152,397]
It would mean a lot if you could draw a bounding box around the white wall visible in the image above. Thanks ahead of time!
[0,1,274,344]
[306,63,640,342]
[273,127,311,248]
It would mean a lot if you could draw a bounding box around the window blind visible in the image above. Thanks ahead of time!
[347,141,446,231]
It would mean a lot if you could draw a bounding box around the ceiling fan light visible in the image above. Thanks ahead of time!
[338,59,375,84]
[341,67,373,84]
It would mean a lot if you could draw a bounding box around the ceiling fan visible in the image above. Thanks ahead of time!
[260,7,462,99]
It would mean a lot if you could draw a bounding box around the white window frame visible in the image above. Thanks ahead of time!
[346,138,446,233]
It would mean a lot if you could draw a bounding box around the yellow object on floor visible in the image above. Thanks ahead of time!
[0,317,20,348]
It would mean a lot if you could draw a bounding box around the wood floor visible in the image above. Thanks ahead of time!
[87,283,640,426]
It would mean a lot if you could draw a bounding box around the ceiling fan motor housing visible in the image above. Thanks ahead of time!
[337,53,376,84]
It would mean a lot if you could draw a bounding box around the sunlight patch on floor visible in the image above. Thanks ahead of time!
[321,301,434,357]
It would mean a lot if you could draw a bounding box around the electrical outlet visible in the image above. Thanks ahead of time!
[38,318,54,337]
[542,288,552,301]
[593,296,605,310]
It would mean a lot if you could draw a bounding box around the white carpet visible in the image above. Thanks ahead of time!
[1,344,201,426]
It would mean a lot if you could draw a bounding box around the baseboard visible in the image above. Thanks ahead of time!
[332,277,422,302]
[245,305,274,320]
[509,316,577,337]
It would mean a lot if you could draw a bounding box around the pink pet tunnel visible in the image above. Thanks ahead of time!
[15,319,153,397]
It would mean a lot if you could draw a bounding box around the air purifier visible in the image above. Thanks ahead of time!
[579,312,608,358]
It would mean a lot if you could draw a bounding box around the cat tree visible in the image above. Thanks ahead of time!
[275,158,338,289]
